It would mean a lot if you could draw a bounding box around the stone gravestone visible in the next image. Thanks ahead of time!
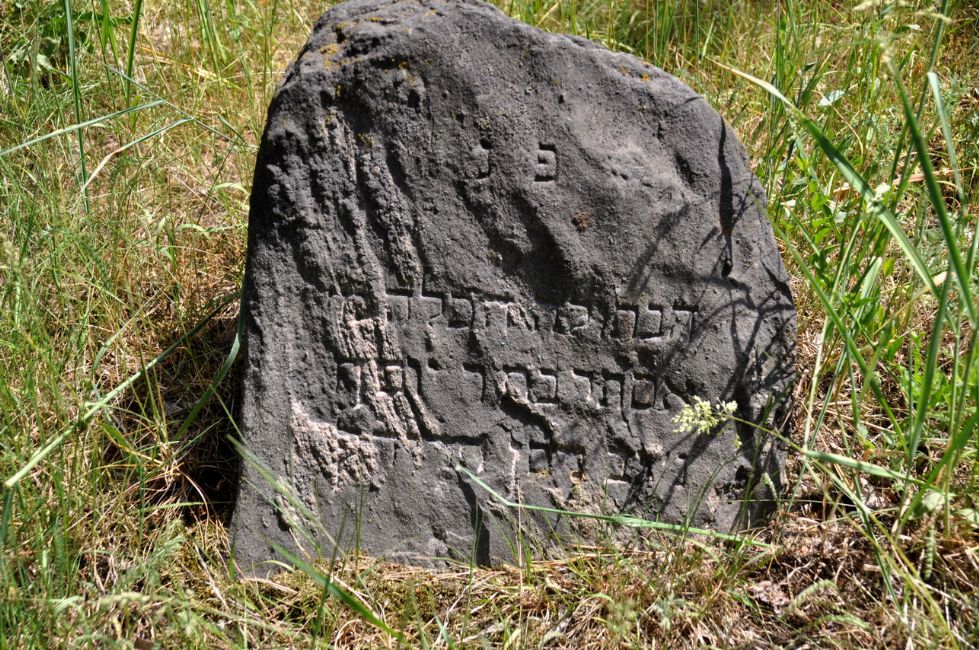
[231,0,796,570]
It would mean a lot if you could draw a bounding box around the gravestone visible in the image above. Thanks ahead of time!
[231,0,796,571]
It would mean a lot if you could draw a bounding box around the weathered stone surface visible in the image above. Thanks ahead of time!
[232,0,796,571]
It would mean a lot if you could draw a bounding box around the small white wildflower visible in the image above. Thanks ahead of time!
[873,182,891,202]
[672,396,737,435]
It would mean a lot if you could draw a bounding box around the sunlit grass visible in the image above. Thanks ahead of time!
[1,0,977,646]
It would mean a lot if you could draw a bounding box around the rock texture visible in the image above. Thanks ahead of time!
[231,0,796,571]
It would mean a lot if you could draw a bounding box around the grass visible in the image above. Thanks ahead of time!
[1,0,977,646]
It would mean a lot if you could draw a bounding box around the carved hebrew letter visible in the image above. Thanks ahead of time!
[534,144,557,182]
[483,300,508,331]
[614,308,637,340]
[636,305,664,340]
[672,307,695,342]
[447,295,474,328]
[504,368,529,400]
[472,139,491,180]
[506,302,536,330]
[556,303,589,335]
[386,294,410,322]
[337,362,362,407]
[384,365,404,392]
[631,377,655,410]
[529,369,558,404]
[414,294,443,323]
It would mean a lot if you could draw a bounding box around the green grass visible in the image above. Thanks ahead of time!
[1,0,977,646]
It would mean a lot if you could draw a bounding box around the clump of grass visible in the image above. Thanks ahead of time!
[1,0,977,647]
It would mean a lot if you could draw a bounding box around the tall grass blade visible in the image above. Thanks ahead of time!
[926,73,965,213]
[125,0,145,112]
[895,274,951,531]
[773,223,904,439]
[195,0,226,71]
[886,0,950,188]
[889,60,976,326]
[0,100,164,158]
[270,543,405,642]
[903,390,979,526]
[803,451,925,486]
[174,312,241,441]
[79,117,193,194]
[906,267,951,467]
[456,465,769,548]
[63,0,89,212]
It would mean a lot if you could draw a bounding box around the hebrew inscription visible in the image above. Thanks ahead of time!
[232,0,797,572]
[322,286,695,451]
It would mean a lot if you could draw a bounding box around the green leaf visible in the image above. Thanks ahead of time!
[819,89,845,107]
[957,509,979,528]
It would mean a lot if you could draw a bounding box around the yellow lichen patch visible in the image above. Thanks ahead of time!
[572,209,594,232]
[616,63,652,83]
[339,54,369,68]
[320,42,341,69]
